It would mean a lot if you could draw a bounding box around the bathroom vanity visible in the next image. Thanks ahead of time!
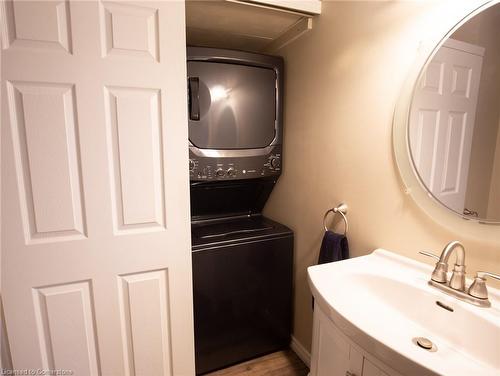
[308,250,500,376]
[311,304,399,376]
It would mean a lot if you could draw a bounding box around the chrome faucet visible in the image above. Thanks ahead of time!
[435,240,466,290]
[420,240,466,291]
[420,241,499,308]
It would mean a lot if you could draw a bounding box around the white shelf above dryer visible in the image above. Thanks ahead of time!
[185,0,321,53]
[244,0,321,15]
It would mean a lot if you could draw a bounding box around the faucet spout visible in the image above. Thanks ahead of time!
[439,240,465,266]
[431,240,467,291]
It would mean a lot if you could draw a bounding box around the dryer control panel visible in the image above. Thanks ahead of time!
[189,146,282,181]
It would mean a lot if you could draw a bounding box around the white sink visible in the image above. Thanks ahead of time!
[308,249,500,376]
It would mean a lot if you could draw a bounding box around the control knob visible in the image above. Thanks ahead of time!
[227,167,236,177]
[215,168,225,177]
[189,159,195,172]
[270,156,280,169]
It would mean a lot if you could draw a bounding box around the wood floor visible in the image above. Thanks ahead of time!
[205,350,309,376]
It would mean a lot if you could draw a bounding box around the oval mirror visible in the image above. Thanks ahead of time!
[394,1,500,241]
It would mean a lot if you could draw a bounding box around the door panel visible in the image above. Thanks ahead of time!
[3,0,72,52]
[1,1,194,375]
[118,269,172,376]
[6,81,86,243]
[440,111,467,194]
[100,1,159,61]
[32,281,100,375]
[104,86,166,233]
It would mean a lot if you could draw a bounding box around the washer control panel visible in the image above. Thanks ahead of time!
[189,147,282,181]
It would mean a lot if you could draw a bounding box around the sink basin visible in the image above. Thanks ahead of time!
[308,249,500,375]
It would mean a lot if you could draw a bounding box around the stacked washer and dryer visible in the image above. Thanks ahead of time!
[187,47,294,375]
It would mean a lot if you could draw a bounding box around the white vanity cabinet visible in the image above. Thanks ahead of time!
[310,305,400,376]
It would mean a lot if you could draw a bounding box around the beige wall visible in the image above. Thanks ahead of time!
[263,1,500,353]
[452,6,500,218]
[488,117,500,219]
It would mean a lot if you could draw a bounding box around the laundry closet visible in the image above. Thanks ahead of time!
[184,1,320,374]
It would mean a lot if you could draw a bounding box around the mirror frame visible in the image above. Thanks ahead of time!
[393,0,500,244]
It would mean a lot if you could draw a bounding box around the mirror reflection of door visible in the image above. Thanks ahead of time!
[408,3,500,221]
[410,39,483,215]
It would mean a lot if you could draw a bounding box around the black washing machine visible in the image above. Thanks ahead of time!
[192,215,293,375]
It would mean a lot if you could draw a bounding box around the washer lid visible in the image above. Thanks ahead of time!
[191,216,293,249]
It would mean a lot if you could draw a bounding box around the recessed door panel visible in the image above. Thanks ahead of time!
[421,60,444,94]
[118,269,172,376]
[7,82,86,243]
[2,0,72,52]
[441,112,467,194]
[410,109,440,189]
[32,281,99,375]
[99,1,159,61]
[104,86,166,234]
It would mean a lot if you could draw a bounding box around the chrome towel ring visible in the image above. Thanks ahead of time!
[323,203,348,235]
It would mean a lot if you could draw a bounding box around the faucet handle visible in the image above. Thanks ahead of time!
[468,271,500,300]
[419,251,440,261]
[419,250,448,283]
[476,271,500,281]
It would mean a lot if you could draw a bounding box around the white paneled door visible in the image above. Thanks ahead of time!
[1,1,194,375]
[410,38,483,214]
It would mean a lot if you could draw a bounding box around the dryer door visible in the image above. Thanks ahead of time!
[188,61,277,149]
